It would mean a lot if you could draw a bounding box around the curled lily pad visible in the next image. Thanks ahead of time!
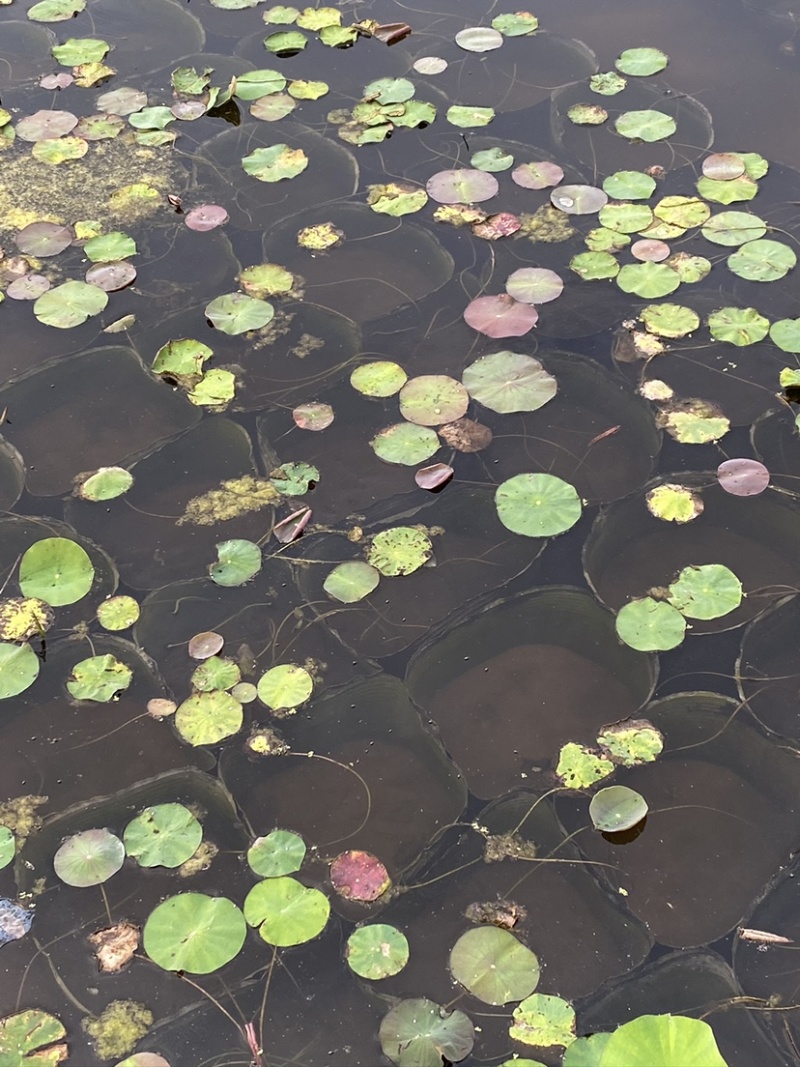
[366,527,433,577]
[256,663,313,710]
[615,597,686,651]
[323,561,381,603]
[19,537,94,606]
[667,563,743,620]
[371,423,440,465]
[463,294,538,337]
[0,642,40,699]
[144,893,246,974]
[15,221,73,256]
[415,463,453,490]
[205,293,274,334]
[351,361,407,397]
[34,280,108,328]
[462,352,557,414]
[717,458,770,496]
[248,829,306,877]
[53,828,124,887]
[96,596,139,631]
[346,924,409,980]
[425,169,499,204]
[589,785,648,832]
[379,999,474,1067]
[615,110,676,141]
[707,306,770,345]
[550,184,608,215]
[505,267,563,304]
[175,691,243,745]
[399,376,469,426]
[244,876,329,946]
[495,473,581,538]
[512,161,564,189]
[67,654,133,701]
[449,926,540,1005]
[124,804,202,868]
[726,239,796,282]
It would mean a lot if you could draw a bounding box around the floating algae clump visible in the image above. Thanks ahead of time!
[0,136,183,237]
[178,476,280,526]
[81,1000,153,1060]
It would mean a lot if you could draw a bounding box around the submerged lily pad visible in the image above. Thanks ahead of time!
[495,473,582,537]
[366,527,433,577]
[244,876,329,946]
[54,828,124,887]
[144,893,246,974]
[463,352,557,414]
[379,999,474,1066]
[450,926,540,1005]
[615,597,686,652]
[667,563,742,620]
[589,785,648,832]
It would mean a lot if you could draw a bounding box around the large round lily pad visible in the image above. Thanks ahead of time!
[463,352,557,414]
[124,803,202,868]
[244,876,330,946]
[53,828,125,887]
[449,926,540,1005]
[495,473,582,537]
[144,893,246,973]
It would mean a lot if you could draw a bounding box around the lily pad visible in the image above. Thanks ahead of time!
[83,232,136,262]
[616,262,680,298]
[568,103,608,125]
[292,402,333,430]
[323,561,381,603]
[96,596,139,631]
[346,923,409,980]
[379,999,474,1067]
[590,71,627,95]
[450,926,540,1005]
[0,642,41,699]
[556,743,614,790]
[570,251,620,280]
[190,656,240,693]
[257,663,313,710]
[471,147,514,171]
[366,183,428,216]
[512,161,564,189]
[425,169,499,204]
[462,352,557,414]
[495,473,582,537]
[667,563,743,620]
[505,267,563,304]
[331,849,390,901]
[205,293,274,335]
[0,598,53,643]
[510,993,576,1048]
[645,483,703,522]
[366,527,433,577]
[175,691,243,745]
[726,239,796,282]
[16,109,77,141]
[233,69,286,100]
[15,221,73,257]
[66,653,133,701]
[550,184,608,215]
[602,170,656,199]
[371,423,440,466]
[463,294,538,337]
[184,204,229,232]
[455,26,504,51]
[600,1014,727,1066]
[34,280,108,328]
[263,30,307,54]
[76,467,134,501]
[615,47,668,76]
[707,306,770,345]
[244,876,330,946]
[701,211,767,245]
[770,318,800,352]
[615,597,686,651]
[597,720,664,765]
[144,893,246,973]
[0,1010,67,1067]
[351,361,407,397]
[209,539,262,587]
[615,110,676,141]
[447,104,495,128]
[598,202,653,233]
[19,537,94,606]
[124,803,202,868]
[640,303,699,338]
[589,785,648,832]
[399,376,469,426]
[697,174,758,204]
[242,143,308,181]
[248,829,306,877]
[717,458,770,496]
[53,828,125,887]
[269,461,318,496]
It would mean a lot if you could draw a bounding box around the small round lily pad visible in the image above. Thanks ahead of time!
[257,663,313,710]
[347,924,409,979]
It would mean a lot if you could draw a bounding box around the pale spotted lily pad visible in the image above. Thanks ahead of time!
[717,458,770,496]
[366,527,432,576]
[512,161,564,189]
[425,169,499,204]
[347,924,409,980]
[505,267,563,304]
[462,352,557,413]
[550,185,608,215]
[398,376,469,426]
[54,828,125,887]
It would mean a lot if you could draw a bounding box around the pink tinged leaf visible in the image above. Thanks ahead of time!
[372,22,412,45]
[702,152,746,180]
[16,109,78,141]
[85,261,137,291]
[188,631,225,659]
[171,98,207,120]
[631,239,670,262]
[273,507,311,544]
[717,458,770,496]
[463,293,539,337]
[415,463,453,490]
[292,402,334,430]
[472,212,520,239]
[40,72,74,89]
[330,850,391,902]
[550,184,608,214]
[6,274,51,300]
[185,204,230,232]
[425,168,499,204]
[505,267,563,304]
[511,161,564,189]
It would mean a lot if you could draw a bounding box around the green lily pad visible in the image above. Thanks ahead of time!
[152,338,213,382]
[379,999,474,1067]
[366,183,428,216]
[615,110,676,142]
[726,239,796,282]
[124,803,202,868]
[770,318,800,352]
[288,79,328,100]
[248,829,306,877]
[570,251,620,280]
[171,66,212,94]
[244,876,330,946]
[661,402,731,444]
[52,37,109,64]
[34,280,108,328]
[205,293,274,335]
[589,785,648,832]
[242,144,308,181]
[251,93,297,121]
[510,993,576,1048]
[191,656,241,693]
[447,105,495,128]
[209,539,262,587]
[95,596,139,632]
[568,103,608,126]
[0,598,53,643]
[667,563,742,620]
[175,691,243,745]
[144,893,246,974]
[128,106,175,130]
[296,5,339,29]
[615,47,668,76]
[585,227,630,253]
[599,1014,727,1066]
[371,423,440,465]
[707,306,770,345]
[67,654,133,701]
[346,923,409,980]
[615,597,686,651]
[263,4,299,20]
[263,30,308,54]
[556,742,614,790]
[495,473,582,537]
[28,0,85,19]
[462,352,557,413]
[471,147,514,171]
[0,826,15,869]
[640,303,700,338]
[696,174,758,204]
[54,828,125,887]
[351,361,407,397]
[598,202,653,233]
[363,76,414,104]
[645,483,703,522]
[233,69,287,100]
[399,376,469,426]
[83,232,136,262]
[323,561,381,603]
[19,538,95,606]
[0,642,41,699]
[590,71,627,95]
[0,1010,67,1066]
[616,262,680,298]
[701,211,767,245]
[667,253,711,284]
[492,11,539,35]
[449,927,540,1005]
[602,170,656,199]
[597,721,664,765]
[366,527,433,577]
[187,369,236,409]
[76,467,134,501]
[269,461,318,496]
[257,663,313,710]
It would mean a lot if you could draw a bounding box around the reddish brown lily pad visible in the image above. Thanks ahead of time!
[330,850,391,902]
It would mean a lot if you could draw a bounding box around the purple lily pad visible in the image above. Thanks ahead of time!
[6,274,51,301]
[171,98,207,121]
[273,506,311,544]
[511,160,564,189]
[472,212,520,239]
[188,631,225,659]
[16,109,78,142]
[85,261,137,292]
[463,293,539,338]
[702,152,746,181]
[185,204,230,232]
[631,239,670,262]
[505,267,563,304]
[550,184,608,215]
[425,168,499,204]
[717,458,770,496]
[14,221,74,256]
[40,72,74,90]
[330,850,391,902]
[292,402,334,430]
[415,463,454,490]
[96,86,148,115]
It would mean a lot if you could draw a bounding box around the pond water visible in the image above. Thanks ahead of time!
[1,0,800,1064]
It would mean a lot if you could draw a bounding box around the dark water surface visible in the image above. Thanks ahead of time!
[2,0,800,1063]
